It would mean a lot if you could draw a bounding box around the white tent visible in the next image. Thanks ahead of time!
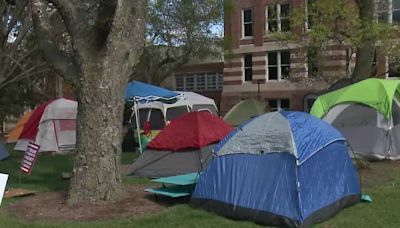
[134,91,218,130]
[14,98,77,153]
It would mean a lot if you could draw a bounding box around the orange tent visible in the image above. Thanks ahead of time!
[6,112,32,143]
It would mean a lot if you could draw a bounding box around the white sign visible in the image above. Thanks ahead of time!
[0,173,9,206]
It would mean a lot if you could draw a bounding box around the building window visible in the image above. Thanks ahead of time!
[242,9,253,37]
[307,48,319,77]
[207,73,217,90]
[175,77,184,90]
[185,74,195,90]
[244,54,253,81]
[378,0,400,24]
[267,51,290,80]
[305,0,316,30]
[266,3,291,33]
[389,60,400,77]
[372,49,378,76]
[267,99,290,111]
[196,74,206,90]
[217,73,223,89]
[175,73,222,91]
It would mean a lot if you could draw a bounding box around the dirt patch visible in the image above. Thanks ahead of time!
[358,160,400,188]
[7,184,166,222]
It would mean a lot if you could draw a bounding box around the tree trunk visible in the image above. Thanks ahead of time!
[69,55,128,203]
[352,0,375,81]
[29,0,147,204]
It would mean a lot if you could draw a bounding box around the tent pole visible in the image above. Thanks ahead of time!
[134,100,143,153]
[184,95,190,112]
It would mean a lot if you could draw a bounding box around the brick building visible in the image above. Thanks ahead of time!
[173,62,224,109]
[220,0,399,115]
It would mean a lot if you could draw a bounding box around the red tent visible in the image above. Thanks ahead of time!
[147,112,233,151]
[19,100,54,140]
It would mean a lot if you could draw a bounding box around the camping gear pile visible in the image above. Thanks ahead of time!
[311,78,400,160]
[125,111,233,178]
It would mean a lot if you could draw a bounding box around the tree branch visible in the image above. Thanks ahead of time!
[4,1,28,45]
[9,19,32,50]
[47,0,79,37]
[107,0,147,75]
[93,0,117,48]
[0,63,49,90]
[30,0,80,86]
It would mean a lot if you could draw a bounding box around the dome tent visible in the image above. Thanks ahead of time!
[191,111,360,227]
[311,78,400,160]
[6,111,32,143]
[223,99,268,126]
[125,112,233,178]
[14,98,77,153]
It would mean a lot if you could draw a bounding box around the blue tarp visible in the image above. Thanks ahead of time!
[125,80,181,102]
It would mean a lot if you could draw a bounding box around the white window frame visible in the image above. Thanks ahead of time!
[268,98,290,111]
[267,51,290,81]
[242,9,253,38]
[175,72,222,91]
[175,76,185,91]
[185,74,195,90]
[265,3,290,33]
[305,0,313,31]
[377,0,400,24]
[196,73,206,91]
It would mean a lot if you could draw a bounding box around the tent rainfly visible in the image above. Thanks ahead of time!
[6,111,32,143]
[125,112,233,178]
[310,78,400,160]
[191,111,360,227]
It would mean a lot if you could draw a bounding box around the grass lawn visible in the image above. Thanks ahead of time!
[0,146,399,227]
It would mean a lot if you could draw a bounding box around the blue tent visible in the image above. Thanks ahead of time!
[0,141,10,161]
[191,111,361,227]
[125,80,182,102]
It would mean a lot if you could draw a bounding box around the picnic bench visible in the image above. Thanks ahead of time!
[145,172,200,198]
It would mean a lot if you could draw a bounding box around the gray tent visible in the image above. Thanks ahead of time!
[125,112,233,178]
[124,144,214,178]
[311,79,400,160]
[0,141,10,160]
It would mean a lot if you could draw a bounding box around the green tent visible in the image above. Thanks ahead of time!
[223,99,268,126]
[310,78,400,160]
[311,78,400,119]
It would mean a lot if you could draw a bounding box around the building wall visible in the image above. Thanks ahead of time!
[173,62,223,110]
[221,0,367,115]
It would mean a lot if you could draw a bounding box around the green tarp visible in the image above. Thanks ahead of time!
[223,99,268,126]
[310,78,400,119]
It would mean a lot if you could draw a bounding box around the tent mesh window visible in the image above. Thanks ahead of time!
[166,106,189,122]
[132,108,165,130]
[331,104,378,128]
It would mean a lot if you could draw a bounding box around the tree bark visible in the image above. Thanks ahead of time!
[69,58,126,202]
[352,0,375,81]
[30,0,147,203]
